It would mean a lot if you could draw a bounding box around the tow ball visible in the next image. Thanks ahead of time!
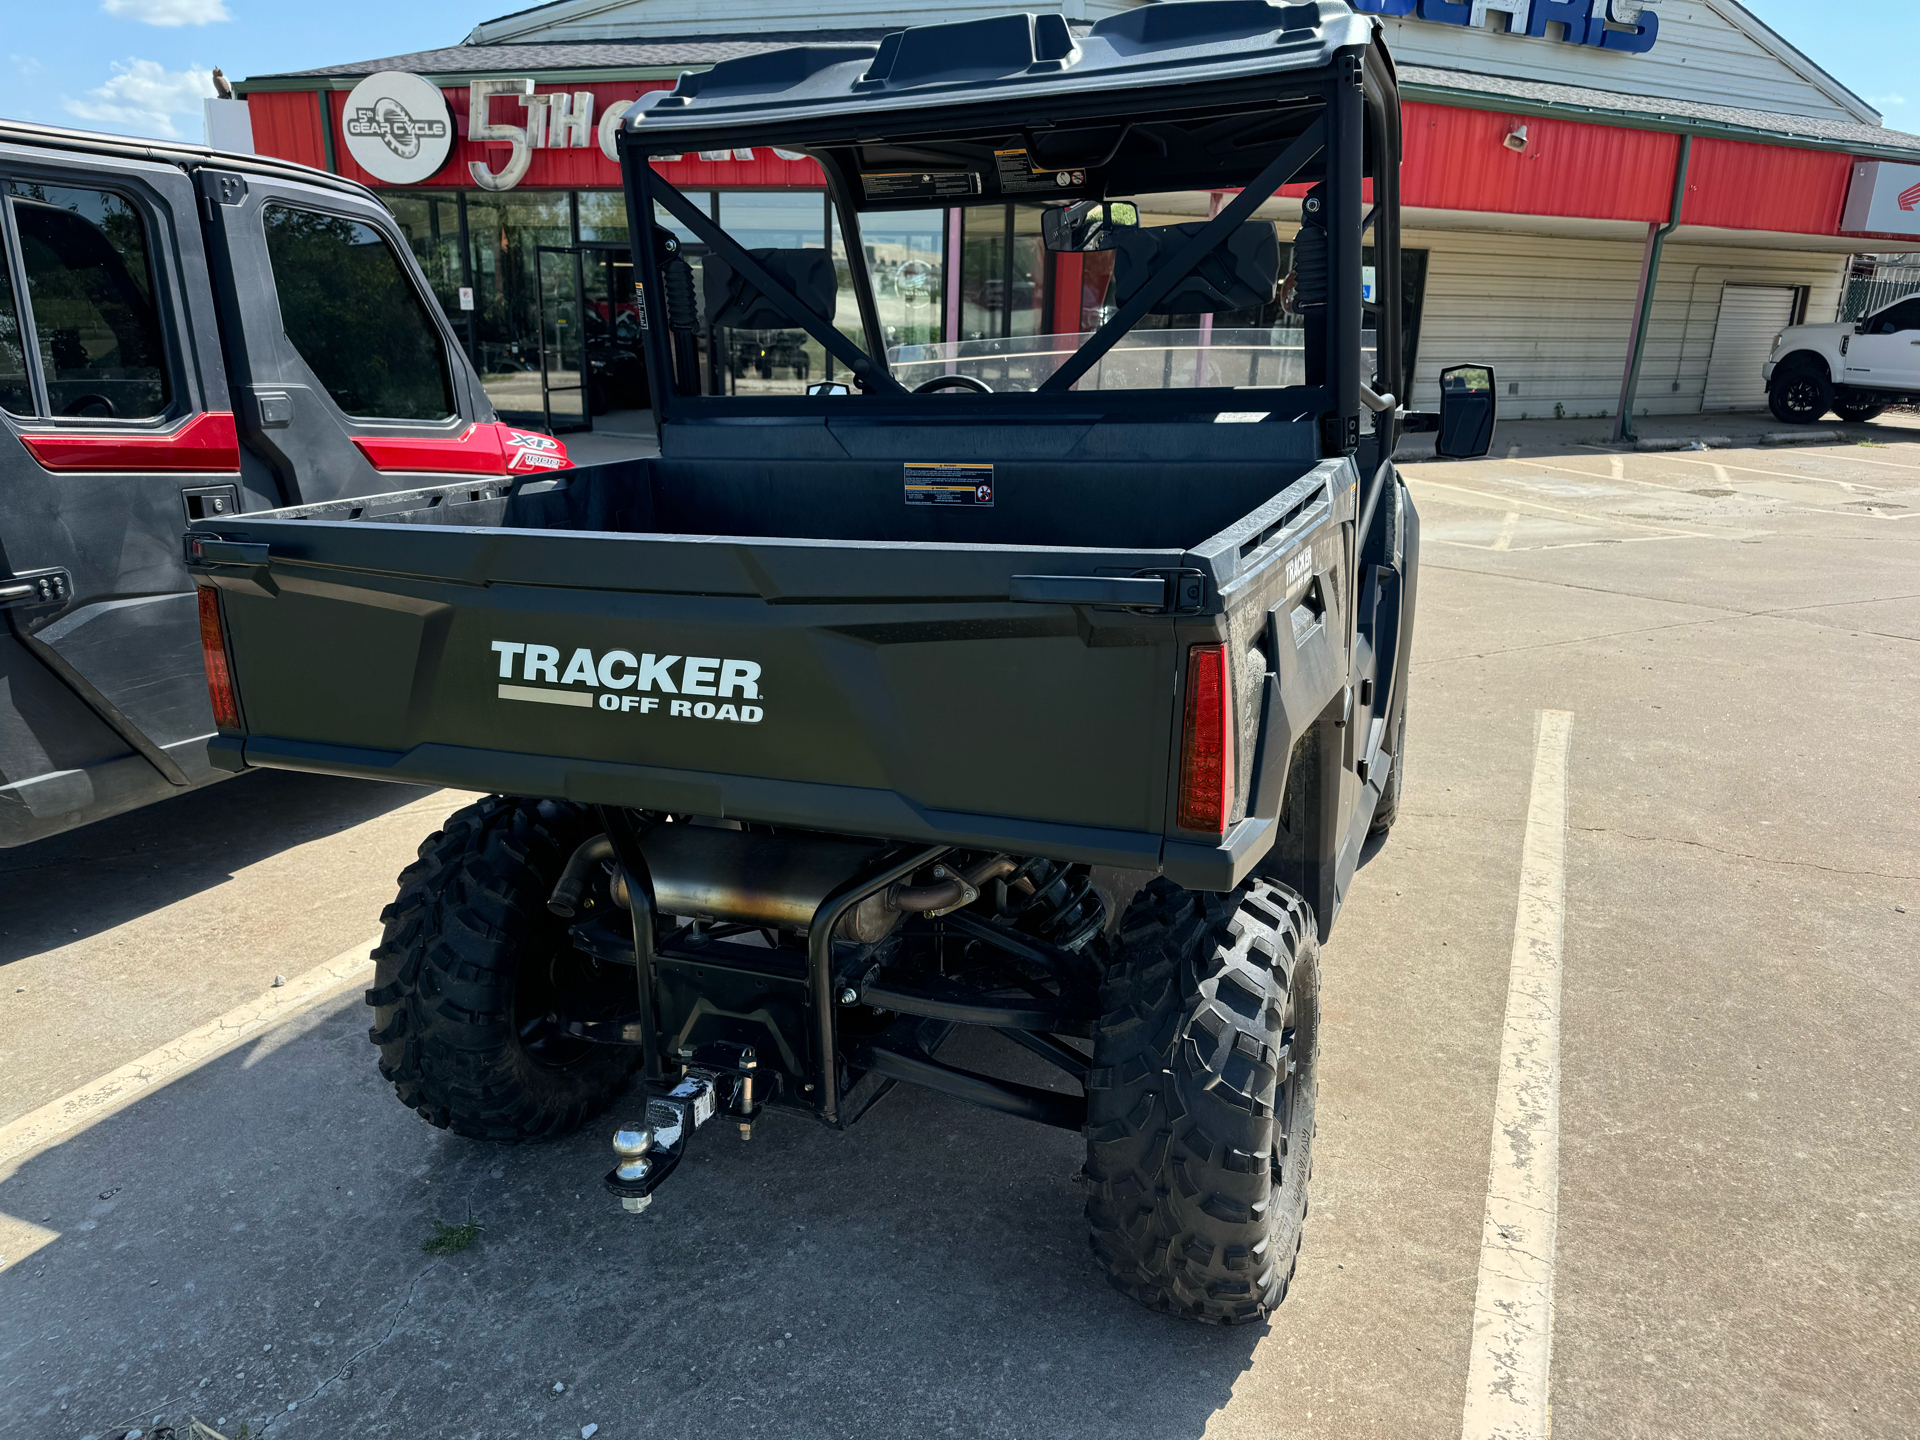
[603,1044,769,1213]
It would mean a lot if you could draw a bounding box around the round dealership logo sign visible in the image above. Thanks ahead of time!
[341,72,454,185]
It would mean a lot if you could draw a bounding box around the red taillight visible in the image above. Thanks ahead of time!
[196,585,241,730]
[1176,642,1234,834]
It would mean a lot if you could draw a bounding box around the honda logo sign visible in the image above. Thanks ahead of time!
[1842,160,1921,239]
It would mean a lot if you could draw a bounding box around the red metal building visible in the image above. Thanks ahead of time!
[230,0,1921,429]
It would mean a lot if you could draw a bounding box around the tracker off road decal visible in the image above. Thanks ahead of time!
[490,641,765,724]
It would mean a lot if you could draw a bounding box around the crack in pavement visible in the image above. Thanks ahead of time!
[1571,827,1920,882]
[260,1260,443,1436]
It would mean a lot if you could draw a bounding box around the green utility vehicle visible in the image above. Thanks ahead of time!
[187,1,1495,1324]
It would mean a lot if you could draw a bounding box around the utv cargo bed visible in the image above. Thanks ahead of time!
[190,431,1357,892]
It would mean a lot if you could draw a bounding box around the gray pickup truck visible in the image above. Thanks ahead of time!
[0,120,561,846]
[188,1,1494,1324]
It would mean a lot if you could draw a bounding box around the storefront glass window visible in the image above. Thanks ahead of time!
[1007,205,1049,342]
[576,190,630,244]
[709,191,829,394]
[958,205,1005,345]
[849,208,944,358]
[385,193,464,319]
[464,191,573,421]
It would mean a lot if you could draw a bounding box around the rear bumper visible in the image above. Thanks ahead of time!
[214,733,1277,891]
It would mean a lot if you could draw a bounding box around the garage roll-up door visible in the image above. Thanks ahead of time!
[1704,284,1799,411]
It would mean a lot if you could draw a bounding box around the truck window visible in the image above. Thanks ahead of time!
[1866,298,1918,335]
[9,183,171,420]
[0,257,28,415]
[262,204,455,421]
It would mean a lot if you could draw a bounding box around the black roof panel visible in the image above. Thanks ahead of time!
[624,2,1372,149]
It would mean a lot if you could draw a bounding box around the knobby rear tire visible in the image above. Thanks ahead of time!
[365,795,640,1143]
[1084,878,1320,1324]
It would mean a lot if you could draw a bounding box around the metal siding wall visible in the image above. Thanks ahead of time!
[1370,3,1869,123]
[1404,226,1847,419]
[243,91,327,171]
[487,0,1875,130]
[1404,228,1644,418]
[484,0,1143,40]
[1640,243,1846,412]
[1680,138,1853,234]
[1403,103,1678,222]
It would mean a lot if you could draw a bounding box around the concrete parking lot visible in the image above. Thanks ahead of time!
[1,415,1915,1440]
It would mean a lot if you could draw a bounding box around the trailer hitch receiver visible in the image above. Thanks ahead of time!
[603,1073,717,1213]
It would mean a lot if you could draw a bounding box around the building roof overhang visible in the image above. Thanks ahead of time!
[234,17,1919,164]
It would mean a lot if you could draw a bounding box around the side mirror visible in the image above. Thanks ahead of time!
[806,381,851,396]
[1041,199,1140,253]
[1436,363,1497,459]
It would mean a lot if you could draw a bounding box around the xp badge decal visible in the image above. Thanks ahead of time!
[503,429,569,472]
[342,73,455,185]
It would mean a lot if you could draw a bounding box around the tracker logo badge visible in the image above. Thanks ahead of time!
[490,641,766,724]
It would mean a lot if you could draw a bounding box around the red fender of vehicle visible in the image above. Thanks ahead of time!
[19,410,242,472]
[352,422,573,476]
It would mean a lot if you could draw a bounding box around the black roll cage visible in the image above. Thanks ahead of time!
[619,43,1403,458]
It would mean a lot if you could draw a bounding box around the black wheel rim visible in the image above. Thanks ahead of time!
[1780,376,1822,419]
[1273,987,1300,1183]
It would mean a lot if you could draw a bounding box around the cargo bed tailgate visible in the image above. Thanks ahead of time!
[189,513,1188,867]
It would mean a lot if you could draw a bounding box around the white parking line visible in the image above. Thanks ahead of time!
[0,935,382,1176]
[1462,710,1575,1441]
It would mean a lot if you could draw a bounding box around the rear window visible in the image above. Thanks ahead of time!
[262,204,454,421]
[9,182,171,420]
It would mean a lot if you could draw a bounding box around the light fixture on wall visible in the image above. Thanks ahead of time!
[1503,123,1530,152]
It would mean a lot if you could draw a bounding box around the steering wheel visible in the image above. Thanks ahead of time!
[913,374,993,395]
[60,394,116,418]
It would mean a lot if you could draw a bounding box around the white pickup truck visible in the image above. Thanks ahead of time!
[1764,294,1920,424]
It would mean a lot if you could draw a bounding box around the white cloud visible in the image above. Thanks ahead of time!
[101,0,232,24]
[63,58,216,140]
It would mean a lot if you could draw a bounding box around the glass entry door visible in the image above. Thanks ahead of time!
[536,245,588,433]
[581,244,651,416]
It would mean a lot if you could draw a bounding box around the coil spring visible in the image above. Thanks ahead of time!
[1004,857,1105,952]
[662,257,698,333]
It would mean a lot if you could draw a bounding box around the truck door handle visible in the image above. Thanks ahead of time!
[1009,575,1170,608]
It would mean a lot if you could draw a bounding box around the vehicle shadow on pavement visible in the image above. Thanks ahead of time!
[0,771,433,967]
[0,1000,1261,1440]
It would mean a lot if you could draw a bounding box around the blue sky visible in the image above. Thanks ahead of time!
[1,0,1916,142]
